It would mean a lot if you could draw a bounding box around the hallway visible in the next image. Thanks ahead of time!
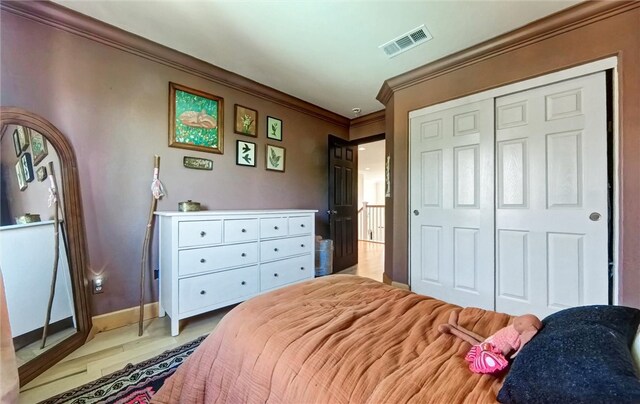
[336,241,384,282]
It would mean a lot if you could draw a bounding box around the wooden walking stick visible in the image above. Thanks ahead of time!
[41,161,61,349]
[139,155,165,336]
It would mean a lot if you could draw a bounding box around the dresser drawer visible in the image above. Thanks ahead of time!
[179,266,258,314]
[178,242,258,276]
[260,217,288,238]
[288,215,312,236]
[260,255,313,291]
[179,220,222,248]
[224,219,258,243]
[260,235,313,262]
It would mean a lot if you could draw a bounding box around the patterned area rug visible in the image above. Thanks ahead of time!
[40,335,206,404]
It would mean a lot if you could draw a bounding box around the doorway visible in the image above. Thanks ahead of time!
[330,134,385,281]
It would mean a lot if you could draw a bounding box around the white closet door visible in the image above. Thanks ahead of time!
[409,99,495,310]
[495,72,608,318]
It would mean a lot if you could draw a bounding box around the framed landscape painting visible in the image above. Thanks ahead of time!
[169,82,224,154]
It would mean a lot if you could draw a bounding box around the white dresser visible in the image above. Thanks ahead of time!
[155,210,317,335]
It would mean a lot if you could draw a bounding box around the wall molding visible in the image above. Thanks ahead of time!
[0,1,350,128]
[377,1,639,105]
[350,110,385,129]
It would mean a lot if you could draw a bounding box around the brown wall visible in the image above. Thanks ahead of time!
[349,110,385,141]
[0,10,349,315]
[382,3,640,308]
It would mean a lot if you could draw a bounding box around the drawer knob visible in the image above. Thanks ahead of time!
[274,273,279,277]
[241,253,246,257]
[274,248,279,252]
[274,226,279,230]
[300,244,305,248]
[200,258,206,263]
[241,281,246,285]
[200,231,206,237]
[241,228,247,233]
[300,267,305,271]
[301,224,305,227]
[200,290,206,295]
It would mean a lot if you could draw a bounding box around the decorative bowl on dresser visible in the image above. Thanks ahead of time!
[155,210,317,335]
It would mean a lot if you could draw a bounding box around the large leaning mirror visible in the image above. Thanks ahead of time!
[0,107,92,386]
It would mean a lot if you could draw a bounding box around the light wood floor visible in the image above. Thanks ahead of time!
[336,241,384,281]
[19,241,384,403]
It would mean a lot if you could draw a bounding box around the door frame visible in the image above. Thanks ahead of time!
[408,56,620,304]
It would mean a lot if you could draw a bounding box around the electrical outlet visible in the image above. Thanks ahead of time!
[93,277,104,294]
[153,269,159,280]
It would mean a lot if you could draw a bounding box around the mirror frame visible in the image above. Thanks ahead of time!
[1,107,92,386]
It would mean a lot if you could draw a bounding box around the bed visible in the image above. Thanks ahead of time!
[153,275,640,404]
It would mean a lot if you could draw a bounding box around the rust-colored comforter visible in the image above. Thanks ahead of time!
[153,275,512,403]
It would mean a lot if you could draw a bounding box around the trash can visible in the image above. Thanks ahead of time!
[315,238,334,277]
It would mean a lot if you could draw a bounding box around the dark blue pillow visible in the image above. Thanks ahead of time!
[497,305,640,404]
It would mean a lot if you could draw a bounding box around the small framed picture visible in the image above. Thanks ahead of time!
[36,166,48,182]
[266,144,285,172]
[183,156,213,170]
[236,140,256,167]
[15,161,27,191]
[12,128,22,157]
[31,131,48,166]
[17,126,29,151]
[266,116,282,141]
[234,104,258,137]
[21,153,34,183]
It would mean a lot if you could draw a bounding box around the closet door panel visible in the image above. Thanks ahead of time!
[410,99,494,310]
[495,72,608,318]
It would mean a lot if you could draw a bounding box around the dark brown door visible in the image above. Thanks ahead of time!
[328,135,358,271]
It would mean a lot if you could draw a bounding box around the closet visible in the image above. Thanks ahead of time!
[409,70,609,318]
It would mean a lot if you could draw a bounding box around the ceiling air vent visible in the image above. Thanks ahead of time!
[379,24,433,58]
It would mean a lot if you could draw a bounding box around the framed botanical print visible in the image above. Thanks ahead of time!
[266,116,282,141]
[30,131,48,166]
[236,140,256,167]
[234,104,258,137]
[265,144,285,172]
[21,153,34,183]
[12,128,21,157]
[16,126,29,151]
[169,82,224,154]
[15,161,27,191]
[36,166,48,182]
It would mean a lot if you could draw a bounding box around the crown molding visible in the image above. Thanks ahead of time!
[1,1,350,128]
[350,110,385,129]
[376,1,639,105]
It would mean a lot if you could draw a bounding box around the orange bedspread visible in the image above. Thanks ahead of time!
[153,275,512,404]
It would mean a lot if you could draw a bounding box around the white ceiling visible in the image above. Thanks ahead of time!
[53,0,583,118]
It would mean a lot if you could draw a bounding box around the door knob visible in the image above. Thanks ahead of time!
[413,210,419,216]
[589,212,601,221]
[327,210,338,215]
